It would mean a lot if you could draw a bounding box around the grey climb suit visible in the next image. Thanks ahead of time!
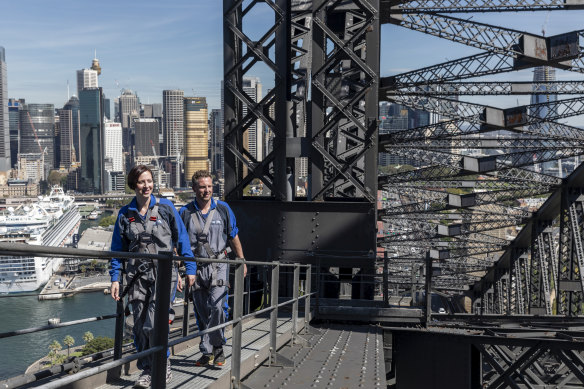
[179,197,239,355]
[110,195,195,371]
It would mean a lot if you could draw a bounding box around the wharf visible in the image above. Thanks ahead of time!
[38,274,110,300]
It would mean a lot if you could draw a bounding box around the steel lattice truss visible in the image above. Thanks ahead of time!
[378,0,584,317]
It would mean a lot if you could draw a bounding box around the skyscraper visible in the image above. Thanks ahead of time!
[104,122,123,172]
[530,66,559,175]
[134,118,160,157]
[76,69,98,95]
[163,90,184,157]
[184,97,209,181]
[19,104,55,172]
[8,98,24,169]
[79,87,105,193]
[242,77,263,161]
[119,90,139,129]
[0,47,10,172]
[58,108,74,170]
[63,96,80,165]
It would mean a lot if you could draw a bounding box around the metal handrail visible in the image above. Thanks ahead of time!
[0,242,315,389]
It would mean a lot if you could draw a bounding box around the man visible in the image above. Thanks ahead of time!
[180,170,247,367]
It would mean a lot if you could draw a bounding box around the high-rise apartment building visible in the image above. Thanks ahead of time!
[8,98,24,169]
[184,97,209,181]
[163,90,184,157]
[242,77,263,161]
[76,69,98,95]
[0,47,10,172]
[79,88,105,193]
[209,108,223,178]
[19,104,55,173]
[104,122,123,173]
[134,118,160,157]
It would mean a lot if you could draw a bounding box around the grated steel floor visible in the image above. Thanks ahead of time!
[241,323,386,389]
[97,316,301,389]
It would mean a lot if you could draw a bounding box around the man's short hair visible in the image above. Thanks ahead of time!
[192,170,212,187]
[127,165,153,190]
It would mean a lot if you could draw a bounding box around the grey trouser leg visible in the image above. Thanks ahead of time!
[131,280,155,371]
[192,263,229,355]
[193,285,228,355]
[129,268,178,370]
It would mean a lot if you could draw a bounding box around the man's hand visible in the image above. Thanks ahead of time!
[244,263,248,278]
[187,274,196,288]
[177,276,183,292]
[110,281,120,301]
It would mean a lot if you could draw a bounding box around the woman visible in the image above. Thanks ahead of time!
[109,165,196,388]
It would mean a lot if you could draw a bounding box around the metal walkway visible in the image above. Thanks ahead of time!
[97,316,304,389]
[242,323,386,389]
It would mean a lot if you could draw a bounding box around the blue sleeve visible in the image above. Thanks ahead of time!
[109,211,125,282]
[173,206,196,275]
[226,203,239,239]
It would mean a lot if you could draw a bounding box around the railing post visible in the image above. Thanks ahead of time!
[304,265,311,333]
[270,263,280,365]
[245,272,251,315]
[231,260,245,389]
[383,251,389,306]
[151,252,173,389]
[291,264,300,343]
[424,251,432,327]
[113,299,124,360]
[182,281,190,337]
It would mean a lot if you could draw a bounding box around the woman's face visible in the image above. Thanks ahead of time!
[135,171,153,201]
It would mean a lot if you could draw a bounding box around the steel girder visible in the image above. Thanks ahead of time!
[379,2,584,302]
[385,80,584,96]
[382,0,584,14]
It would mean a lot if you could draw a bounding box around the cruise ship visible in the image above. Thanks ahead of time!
[0,187,81,293]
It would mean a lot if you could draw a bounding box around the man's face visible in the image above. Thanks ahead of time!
[194,177,213,203]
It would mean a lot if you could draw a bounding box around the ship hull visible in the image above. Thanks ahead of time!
[0,204,81,294]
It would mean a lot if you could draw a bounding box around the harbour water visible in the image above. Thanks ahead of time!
[0,212,117,381]
[0,291,117,380]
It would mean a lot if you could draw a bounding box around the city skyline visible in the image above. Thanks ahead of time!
[1,2,583,118]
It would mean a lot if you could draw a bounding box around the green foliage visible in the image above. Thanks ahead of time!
[83,331,94,344]
[106,199,128,208]
[63,335,75,357]
[378,164,415,175]
[177,191,194,202]
[47,340,66,366]
[99,215,117,227]
[81,336,115,356]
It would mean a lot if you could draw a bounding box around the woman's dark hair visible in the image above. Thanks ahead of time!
[127,165,153,190]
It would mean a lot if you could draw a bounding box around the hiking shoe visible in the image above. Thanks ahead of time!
[195,354,214,366]
[134,369,151,388]
[213,347,226,367]
[166,359,172,383]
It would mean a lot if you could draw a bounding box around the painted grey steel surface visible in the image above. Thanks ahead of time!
[242,323,385,389]
[97,316,302,389]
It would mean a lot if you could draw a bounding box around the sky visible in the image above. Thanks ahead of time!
[1,1,583,119]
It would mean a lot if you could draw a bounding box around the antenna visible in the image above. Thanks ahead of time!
[94,49,97,59]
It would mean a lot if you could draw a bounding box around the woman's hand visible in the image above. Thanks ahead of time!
[110,281,120,301]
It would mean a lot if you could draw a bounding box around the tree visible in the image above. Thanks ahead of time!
[83,331,94,344]
[48,340,66,366]
[99,215,117,227]
[63,335,75,357]
[81,336,115,356]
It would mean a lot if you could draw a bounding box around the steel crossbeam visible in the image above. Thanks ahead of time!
[385,80,584,96]
[382,0,584,13]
